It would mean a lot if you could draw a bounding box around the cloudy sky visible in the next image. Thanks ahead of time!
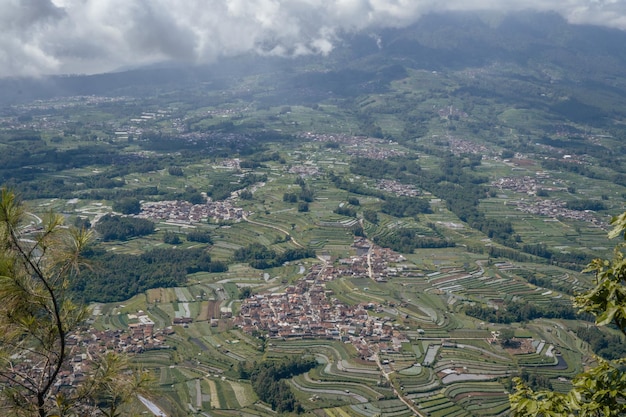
[2,0,626,78]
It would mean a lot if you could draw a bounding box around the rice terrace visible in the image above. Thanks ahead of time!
[1,8,626,417]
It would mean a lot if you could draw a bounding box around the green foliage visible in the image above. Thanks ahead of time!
[186,229,213,244]
[72,247,227,302]
[74,352,154,417]
[577,213,626,335]
[334,205,357,217]
[112,197,141,215]
[299,187,315,202]
[518,369,553,391]
[374,228,454,253]
[168,166,184,176]
[239,189,254,200]
[566,200,607,212]
[74,216,92,230]
[464,299,578,324]
[363,209,379,224]
[348,154,516,244]
[94,214,155,241]
[233,243,315,269]
[182,189,205,205]
[498,328,517,347]
[575,326,626,360]
[523,273,576,296]
[239,287,252,299]
[246,356,317,413]
[521,243,594,269]
[163,231,181,245]
[0,188,151,416]
[541,159,614,184]
[208,173,267,201]
[0,189,89,416]
[510,213,626,416]
[328,171,385,199]
[380,196,431,217]
[511,358,626,417]
[352,224,365,237]
[283,192,298,203]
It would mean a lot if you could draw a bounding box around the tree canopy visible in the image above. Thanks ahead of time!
[510,212,626,416]
[0,188,152,416]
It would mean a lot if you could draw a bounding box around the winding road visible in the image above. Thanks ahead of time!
[374,353,426,417]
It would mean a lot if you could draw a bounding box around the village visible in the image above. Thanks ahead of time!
[38,238,410,391]
[135,198,249,224]
[299,131,407,160]
[492,175,606,226]
[234,237,410,360]
[6,310,172,394]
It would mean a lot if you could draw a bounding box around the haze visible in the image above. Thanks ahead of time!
[3,0,626,78]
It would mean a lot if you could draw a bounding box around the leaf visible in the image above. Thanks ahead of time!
[609,213,626,240]
[596,305,618,326]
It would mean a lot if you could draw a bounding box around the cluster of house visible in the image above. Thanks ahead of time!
[299,131,406,160]
[491,175,564,196]
[376,179,421,197]
[343,238,407,282]
[136,199,249,224]
[216,158,242,170]
[447,136,490,156]
[491,175,604,225]
[234,279,403,352]
[512,199,604,225]
[344,145,406,160]
[235,238,409,358]
[289,164,320,177]
[52,312,173,390]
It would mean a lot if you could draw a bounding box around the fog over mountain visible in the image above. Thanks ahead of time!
[3,0,626,78]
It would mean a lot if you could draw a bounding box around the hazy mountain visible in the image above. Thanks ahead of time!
[3,11,626,112]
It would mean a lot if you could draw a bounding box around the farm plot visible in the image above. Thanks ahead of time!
[351,399,413,417]
[415,393,470,417]
[292,373,383,403]
[445,381,510,416]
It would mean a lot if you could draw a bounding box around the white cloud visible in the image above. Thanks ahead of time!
[2,0,626,77]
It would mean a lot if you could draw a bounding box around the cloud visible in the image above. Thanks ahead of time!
[2,0,626,77]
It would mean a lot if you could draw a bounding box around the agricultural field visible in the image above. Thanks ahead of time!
[4,19,626,415]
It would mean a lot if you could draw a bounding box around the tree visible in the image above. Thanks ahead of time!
[363,209,379,224]
[283,193,297,203]
[74,352,152,417]
[499,328,517,348]
[0,189,151,416]
[163,231,181,245]
[510,212,626,416]
[186,229,213,244]
[112,198,141,215]
[0,188,90,416]
[239,286,252,299]
[297,202,309,212]
[168,166,184,176]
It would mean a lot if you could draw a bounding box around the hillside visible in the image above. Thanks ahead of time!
[0,11,625,417]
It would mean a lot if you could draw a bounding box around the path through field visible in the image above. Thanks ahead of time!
[206,378,220,409]
[138,395,167,416]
